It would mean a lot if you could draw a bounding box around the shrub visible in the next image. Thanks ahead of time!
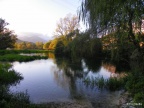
[0,63,23,85]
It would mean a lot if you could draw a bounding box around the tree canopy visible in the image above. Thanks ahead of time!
[0,18,17,49]
[79,0,144,51]
[54,14,79,37]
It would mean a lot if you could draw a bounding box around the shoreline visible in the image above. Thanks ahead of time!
[32,91,135,108]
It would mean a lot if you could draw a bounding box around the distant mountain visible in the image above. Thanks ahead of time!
[16,39,24,43]
[17,32,51,43]
[16,39,34,44]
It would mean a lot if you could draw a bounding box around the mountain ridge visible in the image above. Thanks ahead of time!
[17,32,51,43]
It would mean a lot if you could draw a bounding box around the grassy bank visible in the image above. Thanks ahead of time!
[0,54,48,62]
[0,49,50,62]
[0,49,53,55]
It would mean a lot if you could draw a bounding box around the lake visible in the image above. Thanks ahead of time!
[10,53,125,106]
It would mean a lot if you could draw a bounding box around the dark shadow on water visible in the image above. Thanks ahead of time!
[83,58,102,72]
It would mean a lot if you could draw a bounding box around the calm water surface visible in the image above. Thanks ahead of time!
[10,55,125,104]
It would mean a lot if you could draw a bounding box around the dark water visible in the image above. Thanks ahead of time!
[10,53,125,104]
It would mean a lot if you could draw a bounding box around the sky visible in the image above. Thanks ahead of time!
[0,0,83,38]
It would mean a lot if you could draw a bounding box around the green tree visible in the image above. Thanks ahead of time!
[0,18,17,49]
[55,41,65,55]
[79,0,144,51]
[66,30,102,58]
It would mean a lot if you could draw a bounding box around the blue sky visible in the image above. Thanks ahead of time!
[0,0,82,37]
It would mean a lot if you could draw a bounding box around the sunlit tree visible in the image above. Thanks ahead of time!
[35,42,43,49]
[54,14,79,37]
[43,41,51,50]
[26,42,35,49]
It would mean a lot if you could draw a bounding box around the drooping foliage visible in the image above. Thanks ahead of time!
[102,32,135,61]
[0,18,17,49]
[79,0,144,51]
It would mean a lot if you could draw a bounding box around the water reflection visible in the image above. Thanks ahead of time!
[54,57,84,99]
[20,53,46,57]
[10,54,126,105]
[83,58,102,72]
[48,52,55,59]
[102,62,126,78]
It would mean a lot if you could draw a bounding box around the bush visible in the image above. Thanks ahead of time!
[0,63,23,85]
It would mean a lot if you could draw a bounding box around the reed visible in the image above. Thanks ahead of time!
[83,76,126,91]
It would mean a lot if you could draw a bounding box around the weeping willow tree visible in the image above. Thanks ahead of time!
[79,0,144,53]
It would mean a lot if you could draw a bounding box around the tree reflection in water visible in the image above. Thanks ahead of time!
[54,57,83,99]
[52,55,126,99]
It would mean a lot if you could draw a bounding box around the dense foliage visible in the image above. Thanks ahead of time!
[54,30,102,59]
[79,0,144,51]
[102,32,135,62]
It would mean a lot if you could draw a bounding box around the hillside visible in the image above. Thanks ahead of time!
[17,32,51,43]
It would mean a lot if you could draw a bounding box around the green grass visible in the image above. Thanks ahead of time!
[0,49,52,55]
[0,54,48,62]
[0,49,49,62]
